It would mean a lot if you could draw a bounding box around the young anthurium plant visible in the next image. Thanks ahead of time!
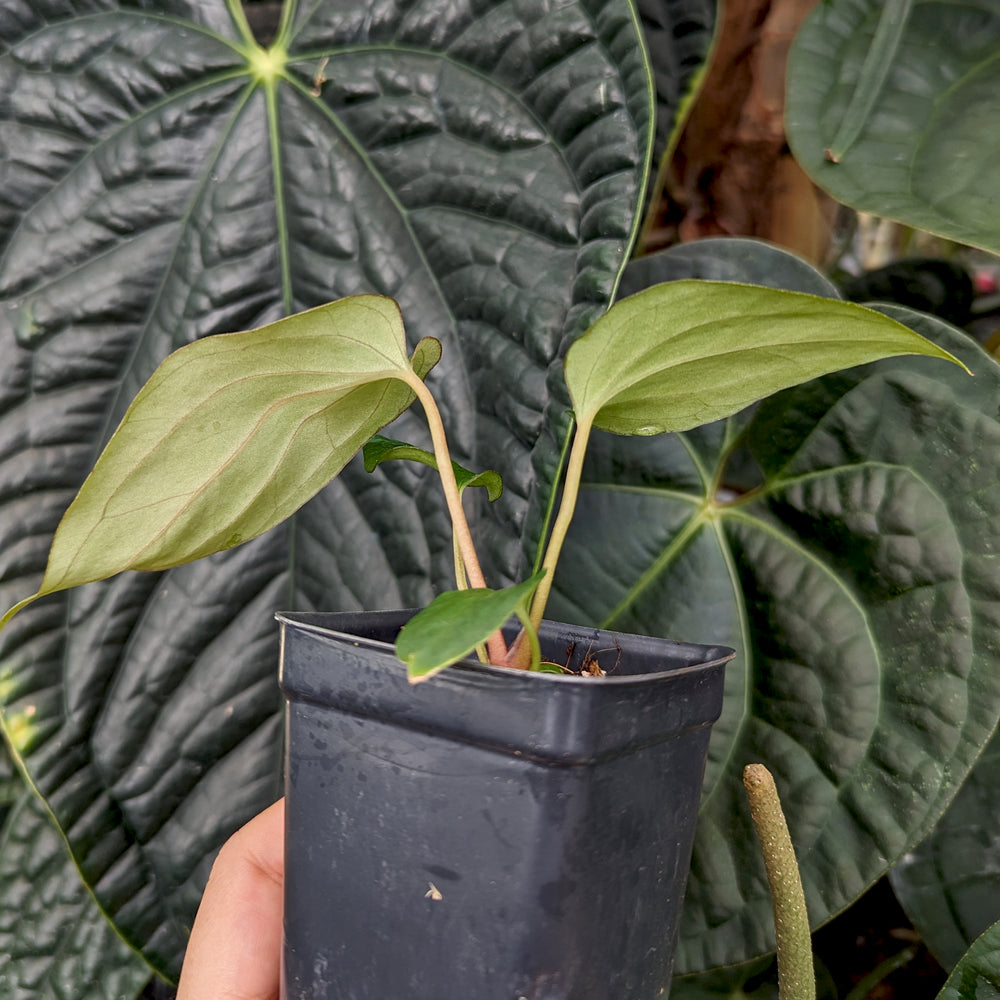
[0,280,966,681]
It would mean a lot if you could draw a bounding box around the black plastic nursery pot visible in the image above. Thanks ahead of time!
[278,610,733,1000]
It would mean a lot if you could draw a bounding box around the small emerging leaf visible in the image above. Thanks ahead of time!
[397,572,545,683]
[363,435,503,501]
[410,337,443,381]
[565,280,967,435]
[8,295,433,616]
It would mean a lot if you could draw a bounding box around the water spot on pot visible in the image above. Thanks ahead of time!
[424,864,461,882]
[357,771,367,783]
[521,970,567,998]
[481,809,517,852]
[538,876,577,918]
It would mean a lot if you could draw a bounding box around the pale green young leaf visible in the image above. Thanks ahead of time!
[564,280,967,436]
[397,572,545,683]
[13,295,430,610]
[363,435,503,501]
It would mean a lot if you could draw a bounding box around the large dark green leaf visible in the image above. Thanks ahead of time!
[937,919,1000,1000]
[0,0,651,980]
[890,725,1000,971]
[0,787,151,1000]
[549,241,1000,972]
[786,0,1000,256]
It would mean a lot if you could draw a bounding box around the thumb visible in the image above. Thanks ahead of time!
[176,797,284,1000]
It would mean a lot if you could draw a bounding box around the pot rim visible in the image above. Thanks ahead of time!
[276,609,735,686]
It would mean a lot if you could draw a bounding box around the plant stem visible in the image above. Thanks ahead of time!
[406,374,507,663]
[450,535,489,663]
[532,415,576,576]
[527,415,592,632]
[743,764,816,1000]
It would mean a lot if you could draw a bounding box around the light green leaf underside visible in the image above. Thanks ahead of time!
[24,296,423,600]
[786,0,1000,255]
[0,787,151,1000]
[564,280,964,435]
[397,572,545,680]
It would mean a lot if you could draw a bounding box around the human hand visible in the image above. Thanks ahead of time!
[176,798,284,1000]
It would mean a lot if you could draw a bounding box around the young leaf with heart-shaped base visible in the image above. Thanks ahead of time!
[526,280,967,630]
[0,296,442,629]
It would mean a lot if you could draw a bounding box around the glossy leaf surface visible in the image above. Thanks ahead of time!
[564,280,963,435]
[0,0,651,979]
[937,919,1000,1000]
[786,0,1000,255]
[397,572,544,681]
[0,788,151,1000]
[549,241,1000,972]
[891,725,1000,970]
